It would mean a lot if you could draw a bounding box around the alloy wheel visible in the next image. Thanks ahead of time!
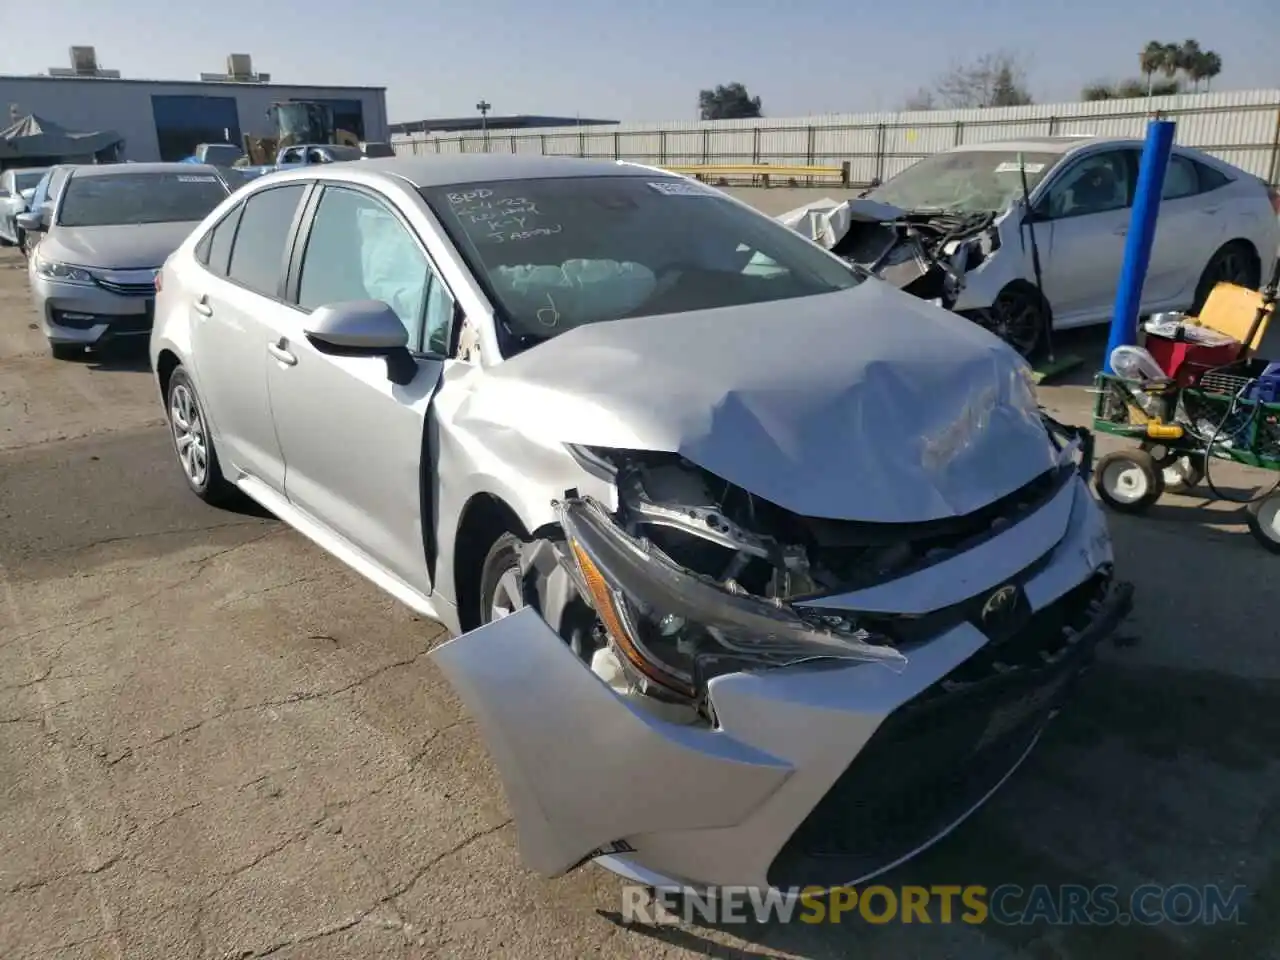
[169,383,209,488]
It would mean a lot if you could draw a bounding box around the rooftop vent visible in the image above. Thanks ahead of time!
[47,45,121,79]
[227,54,253,80]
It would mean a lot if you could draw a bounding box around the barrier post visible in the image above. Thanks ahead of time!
[1104,119,1176,373]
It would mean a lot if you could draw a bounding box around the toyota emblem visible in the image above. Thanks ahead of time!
[981,585,1018,627]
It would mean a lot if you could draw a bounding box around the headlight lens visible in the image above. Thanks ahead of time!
[557,497,908,700]
[35,259,95,284]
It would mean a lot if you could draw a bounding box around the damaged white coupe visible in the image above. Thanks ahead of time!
[780,136,1276,358]
[153,154,1134,894]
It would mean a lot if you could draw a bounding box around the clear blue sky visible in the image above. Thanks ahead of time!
[6,0,1278,122]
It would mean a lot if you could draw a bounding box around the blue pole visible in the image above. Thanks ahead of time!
[1103,118,1176,373]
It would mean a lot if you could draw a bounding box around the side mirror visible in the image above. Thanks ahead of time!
[20,188,36,203]
[304,301,417,384]
[16,211,45,232]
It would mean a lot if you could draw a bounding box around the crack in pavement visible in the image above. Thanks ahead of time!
[226,818,514,960]
[103,646,437,765]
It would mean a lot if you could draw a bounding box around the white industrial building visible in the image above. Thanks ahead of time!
[0,48,388,163]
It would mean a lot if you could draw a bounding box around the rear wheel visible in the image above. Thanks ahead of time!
[1191,241,1261,314]
[165,366,236,506]
[1094,449,1164,513]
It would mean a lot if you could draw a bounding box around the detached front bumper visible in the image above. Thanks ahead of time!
[431,475,1132,891]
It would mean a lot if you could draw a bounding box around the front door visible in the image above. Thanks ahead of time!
[266,183,454,597]
[189,183,310,491]
[1037,149,1136,327]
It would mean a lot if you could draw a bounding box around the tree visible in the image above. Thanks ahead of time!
[933,52,1032,109]
[901,87,935,111]
[697,83,762,120]
[1082,77,1180,101]
[1198,50,1222,90]
[1139,41,1165,96]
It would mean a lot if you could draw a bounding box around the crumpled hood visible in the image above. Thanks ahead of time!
[44,221,202,270]
[777,196,908,250]
[471,280,1057,523]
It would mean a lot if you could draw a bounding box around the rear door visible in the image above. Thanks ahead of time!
[188,183,311,492]
[1037,149,1136,326]
[1144,152,1229,308]
[265,182,453,598]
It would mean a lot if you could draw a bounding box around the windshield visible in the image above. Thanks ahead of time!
[421,176,859,346]
[868,150,1064,214]
[57,172,230,227]
[15,170,46,192]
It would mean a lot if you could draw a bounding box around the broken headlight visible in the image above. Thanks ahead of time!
[556,497,907,701]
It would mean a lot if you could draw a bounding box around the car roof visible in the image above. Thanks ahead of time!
[948,136,1106,156]
[319,154,665,188]
[69,162,223,178]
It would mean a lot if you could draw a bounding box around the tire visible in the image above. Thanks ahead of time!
[165,366,235,506]
[478,532,525,627]
[1247,492,1280,555]
[49,342,83,361]
[1191,241,1261,315]
[981,285,1050,360]
[1094,449,1165,513]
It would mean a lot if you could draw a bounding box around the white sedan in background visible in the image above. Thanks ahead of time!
[782,136,1280,356]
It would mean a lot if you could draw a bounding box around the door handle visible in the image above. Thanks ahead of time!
[267,339,297,366]
[193,296,213,317]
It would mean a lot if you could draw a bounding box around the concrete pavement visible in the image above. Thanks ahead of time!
[2,223,1279,959]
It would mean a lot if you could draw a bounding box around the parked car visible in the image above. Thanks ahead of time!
[20,162,233,359]
[0,166,49,246]
[17,164,74,257]
[780,136,1280,356]
[151,155,1133,893]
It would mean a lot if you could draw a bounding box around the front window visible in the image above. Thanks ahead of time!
[420,176,859,349]
[56,172,230,227]
[868,150,1063,214]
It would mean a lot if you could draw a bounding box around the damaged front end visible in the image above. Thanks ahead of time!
[430,424,1132,889]
[780,197,1002,313]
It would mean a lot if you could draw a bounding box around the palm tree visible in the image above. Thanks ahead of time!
[1139,41,1165,96]
[1158,42,1182,87]
[1177,39,1204,90]
[1199,50,1223,91]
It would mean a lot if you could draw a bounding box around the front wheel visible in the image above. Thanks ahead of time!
[1094,449,1164,513]
[1247,491,1280,555]
[974,285,1049,359]
[165,366,235,506]
[478,532,526,627]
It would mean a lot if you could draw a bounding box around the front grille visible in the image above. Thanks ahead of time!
[766,573,1111,890]
[93,277,155,297]
[103,314,153,335]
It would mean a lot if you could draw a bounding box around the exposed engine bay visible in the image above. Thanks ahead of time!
[517,433,1083,716]
[778,197,1001,311]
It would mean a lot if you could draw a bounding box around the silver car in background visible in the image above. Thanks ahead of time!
[151,156,1132,894]
[0,166,49,246]
[20,162,231,359]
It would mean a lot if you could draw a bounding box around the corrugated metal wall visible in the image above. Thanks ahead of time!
[392,89,1280,184]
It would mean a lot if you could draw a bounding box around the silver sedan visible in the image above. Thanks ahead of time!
[0,166,49,246]
[150,155,1132,894]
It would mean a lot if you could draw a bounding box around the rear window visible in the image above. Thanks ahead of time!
[57,172,230,227]
[420,175,859,349]
[15,170,46,192]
